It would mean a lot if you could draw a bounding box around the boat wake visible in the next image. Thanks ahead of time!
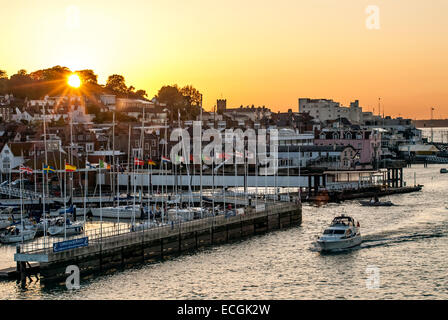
[361,230,448,249]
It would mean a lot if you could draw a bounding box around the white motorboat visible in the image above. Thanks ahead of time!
[130,220,160,232]
[167,208,195,222]
[48,217,85,236]
[0,226,36,244]
[88,205,143,219]
[317,215,362,251]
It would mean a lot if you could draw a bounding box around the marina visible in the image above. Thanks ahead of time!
[0,164,445,299]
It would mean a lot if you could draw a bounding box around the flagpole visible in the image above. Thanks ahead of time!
[112,111,116,204]
[200,94,203,217]
[287,146,290,201]
[84,153,88,223]
[212,149,215,216]
[42,105,49,197]
[64,164,67,240]
[19,164,24,244]
[34,144,37,195]
[127,125,131,197]
[99,165,103,239]
[234,151,237,211]
[42,163,47,247]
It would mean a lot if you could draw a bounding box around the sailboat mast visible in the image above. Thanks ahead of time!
[199,94,203,217]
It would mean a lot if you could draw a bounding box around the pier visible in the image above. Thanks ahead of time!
[13,201,302,284]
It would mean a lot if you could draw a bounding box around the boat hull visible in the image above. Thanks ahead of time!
[359,201,393,207]
[85,207,142,219]
[0,230,36,243]
[317,235,362,251]
[48,222,85,236]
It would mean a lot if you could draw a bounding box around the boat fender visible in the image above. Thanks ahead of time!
[357,222,360,227]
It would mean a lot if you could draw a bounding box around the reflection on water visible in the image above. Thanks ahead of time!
[1,164,448,299]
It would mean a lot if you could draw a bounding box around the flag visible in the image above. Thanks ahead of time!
[86,161,95,169]
[43,164,56,172]
[175,155,185,163]
[134,158,144,166]
[147,159,156,166]
[234,151,244,158]
[161,156,171,163]
[99,159,110,169]
[65,163,76,172]
[216,152,230,160]
[19,166,33,174]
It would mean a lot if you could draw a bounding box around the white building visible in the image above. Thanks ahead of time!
[99,94,116,110]
[273,128,314,146]
[298,98,365,124]
[0,144,25,172]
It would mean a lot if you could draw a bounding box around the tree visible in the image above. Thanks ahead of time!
[105,74,128,95]
[156,85,185,121]
[180,85,201,106]
[76,69,98,85]
[17,69,27,76]
[0,70,7,95]
[135,89,148,99]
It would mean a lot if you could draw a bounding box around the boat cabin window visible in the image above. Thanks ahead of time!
[323,229,333,235]
[333,230,345,235]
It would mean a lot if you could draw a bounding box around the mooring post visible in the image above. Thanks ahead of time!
[16,244,20,274]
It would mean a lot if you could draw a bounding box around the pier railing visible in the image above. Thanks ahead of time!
[18,202,298,255]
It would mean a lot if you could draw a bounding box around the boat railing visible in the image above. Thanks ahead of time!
[18,202,298,255]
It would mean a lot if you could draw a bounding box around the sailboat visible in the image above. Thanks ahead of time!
[0,167,37,243]
[48,216,84,236]
[0,225,36,244]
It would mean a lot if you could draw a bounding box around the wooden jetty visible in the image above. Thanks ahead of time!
[13,201,302,285]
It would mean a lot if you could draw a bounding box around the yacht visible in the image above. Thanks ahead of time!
[0,225,36,244]
[317,215,362,251]
[48,217,85,236]
[88,205,143,219]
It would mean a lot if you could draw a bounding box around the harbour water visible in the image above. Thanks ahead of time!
[0,164,447,299]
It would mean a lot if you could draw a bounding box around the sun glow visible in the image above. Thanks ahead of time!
[67,74,81,88]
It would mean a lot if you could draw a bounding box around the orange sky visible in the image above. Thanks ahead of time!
[1,0,447,119]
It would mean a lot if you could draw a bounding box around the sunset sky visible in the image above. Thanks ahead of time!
[1,0,447,119]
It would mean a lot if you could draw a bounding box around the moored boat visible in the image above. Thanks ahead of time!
[48,217,85,236]
[359,200,394,206]
[0,225,36,244]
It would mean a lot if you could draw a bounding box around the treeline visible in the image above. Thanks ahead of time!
[0,66,203,122]
[0,66,148,100]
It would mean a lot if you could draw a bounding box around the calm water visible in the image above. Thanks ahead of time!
[0,164,447,299]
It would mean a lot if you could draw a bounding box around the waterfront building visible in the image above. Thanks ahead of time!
[314,128,382,165]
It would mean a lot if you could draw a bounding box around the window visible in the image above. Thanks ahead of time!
[2,157,10,170]
[151,140,156,147]
[145,143,149,150]
[86,143,94,152]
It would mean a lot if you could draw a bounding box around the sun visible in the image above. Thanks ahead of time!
[67,74,81,88]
